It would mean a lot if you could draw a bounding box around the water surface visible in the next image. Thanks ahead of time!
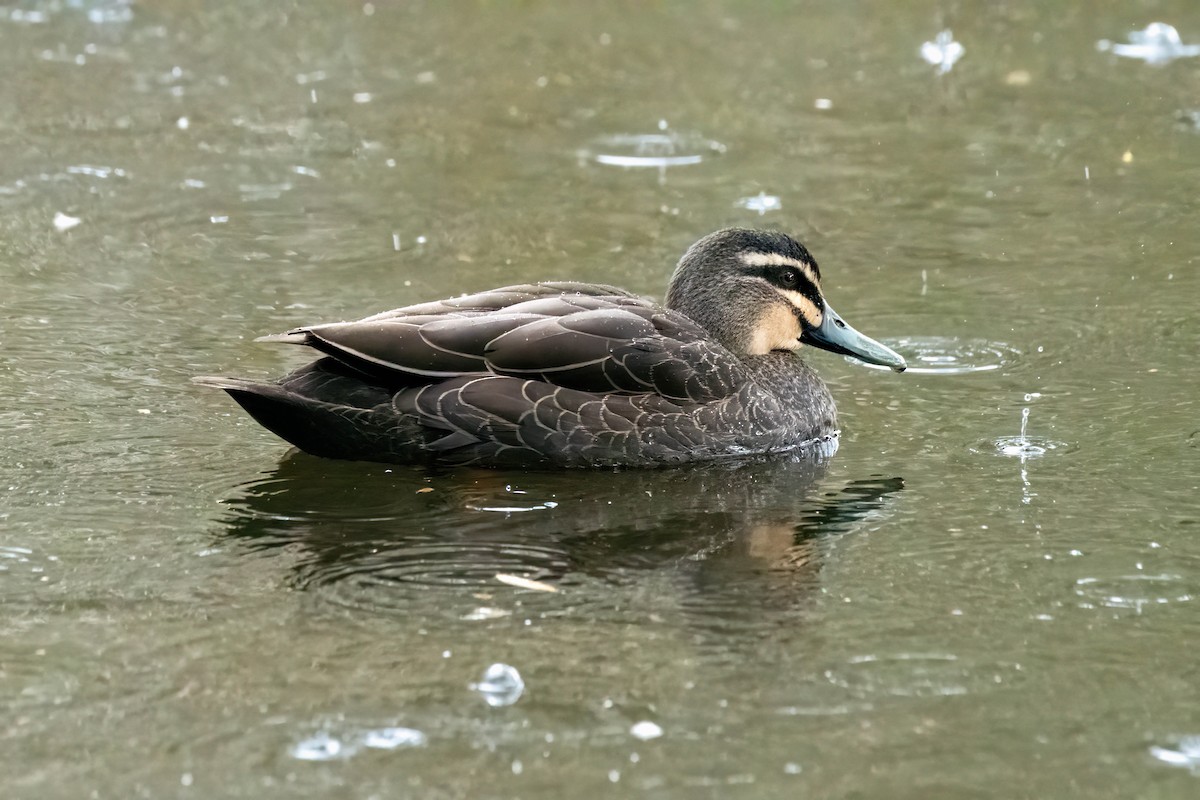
[2,1,1199,797]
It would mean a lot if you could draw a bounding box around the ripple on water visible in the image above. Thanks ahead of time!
[1074,573,1195,613]
[824,653,968,698]
[316,540,570,589]
[290,726,427,762]
[970,408,1071,460]
[988,435,1069,459]
[578,128,727,170]
[0,543,60,596]
[308,538,575,617]
[848,336,1021,375]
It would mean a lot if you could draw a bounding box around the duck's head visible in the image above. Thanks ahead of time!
[665,228,906,372]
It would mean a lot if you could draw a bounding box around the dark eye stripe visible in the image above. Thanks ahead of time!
[762,266,821,305]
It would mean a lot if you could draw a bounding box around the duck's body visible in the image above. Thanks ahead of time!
[196,229,904,468]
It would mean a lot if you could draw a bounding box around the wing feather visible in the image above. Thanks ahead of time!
[256,282,746,406]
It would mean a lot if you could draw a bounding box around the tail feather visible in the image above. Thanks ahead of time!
[194,362,431,463]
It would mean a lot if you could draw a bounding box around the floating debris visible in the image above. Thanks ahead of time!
[734,192,782,216]
[1097,22,1200,65]
[471,663,525,707]
[630,720,664,741]
[53,212,81,232]
[495,573,558,593]
[920,29,964,74]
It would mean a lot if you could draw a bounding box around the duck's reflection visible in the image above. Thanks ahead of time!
[217,453,903,630]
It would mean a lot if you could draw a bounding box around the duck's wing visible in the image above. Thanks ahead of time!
[258,282,639,380]
[262,283,747,403]
[481,306,745,403]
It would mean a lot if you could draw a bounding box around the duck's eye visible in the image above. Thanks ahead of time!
[780,269,800,288]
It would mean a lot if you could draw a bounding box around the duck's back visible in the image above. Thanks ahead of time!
[197,282,837,468]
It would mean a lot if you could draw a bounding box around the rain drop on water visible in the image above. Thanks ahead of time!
[471,663,525,707]
[630,720,664,740]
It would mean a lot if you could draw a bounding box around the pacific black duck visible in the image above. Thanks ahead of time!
[195,228,905,467]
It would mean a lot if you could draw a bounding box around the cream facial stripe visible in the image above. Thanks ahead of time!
[776,288,823,328]
[737,251,819,286]
[748,303,803,355]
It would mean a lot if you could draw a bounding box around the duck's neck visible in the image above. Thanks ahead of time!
[742,351,838,436]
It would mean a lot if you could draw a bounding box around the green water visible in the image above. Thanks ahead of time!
[3,2,1199,797]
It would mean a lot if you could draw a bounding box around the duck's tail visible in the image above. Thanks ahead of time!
[193,359,427,463]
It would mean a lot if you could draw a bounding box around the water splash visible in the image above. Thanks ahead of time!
[471,663,524,707]
[289,725,427,761]
[921,30,964,74]
[362,727,428,750]
[1097,22,1200,66]
[1149,735,1200,773]
[578,122,726,184]
[988,400,1067,505]
[630,720,664,740]
[734,192,782,215]
[997,408,1047,460]
[290,731,350,761]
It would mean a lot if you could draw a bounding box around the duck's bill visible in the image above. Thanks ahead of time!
[801,302,907,372]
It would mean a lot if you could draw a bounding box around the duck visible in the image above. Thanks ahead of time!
[195,228,905,468]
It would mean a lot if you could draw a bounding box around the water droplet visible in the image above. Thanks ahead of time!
[290,731,356,761]
[53,211,82,232]
[363,727,427,749]
[921,29,964,73]
[993,406,1065,460]
[471,663,524,707]
[1149,735,1200,772]
[630,720,663,740]
[734,192,782,215]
